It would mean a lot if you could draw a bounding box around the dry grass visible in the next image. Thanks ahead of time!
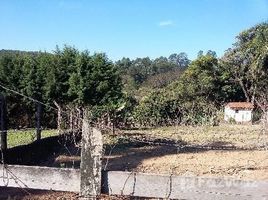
[101,124,268,181]
[123,123,268,149]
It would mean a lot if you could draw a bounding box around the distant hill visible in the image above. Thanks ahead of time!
[0,49,42,57]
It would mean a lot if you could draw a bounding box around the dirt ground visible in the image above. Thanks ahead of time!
[103,124,268,181]
[13,147,266,199]
[51,144,268,181]
[104,147,268,181]
[53,124,268,181]
[0,187,146,200]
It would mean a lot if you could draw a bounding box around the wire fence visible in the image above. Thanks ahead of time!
[0,83,268,199]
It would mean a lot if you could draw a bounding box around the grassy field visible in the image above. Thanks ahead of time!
[7,129,58,148]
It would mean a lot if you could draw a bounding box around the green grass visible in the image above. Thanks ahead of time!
[7,129,58,148]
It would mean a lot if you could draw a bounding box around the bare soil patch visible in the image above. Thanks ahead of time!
[105,147,268,180]
[51,124,268,181]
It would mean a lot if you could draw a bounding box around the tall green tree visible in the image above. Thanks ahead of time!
[221,22,268,103]
[68,52,123,107]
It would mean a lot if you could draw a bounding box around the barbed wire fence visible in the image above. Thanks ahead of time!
[0,82,268,199]
[0,84,86,198]
[99,106,268,198]
[99,125,268,199]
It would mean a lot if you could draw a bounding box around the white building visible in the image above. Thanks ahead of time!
[224,102,254,123]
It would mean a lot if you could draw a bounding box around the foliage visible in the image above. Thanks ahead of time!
[0,46,123,128]
[221,22,268,104]
[115,53,190,93]
[133,54,222,127]
[1,22,268,129]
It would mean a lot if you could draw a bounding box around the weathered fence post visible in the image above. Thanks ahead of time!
[54,101,62,133]
[0,94,7,150]
[36,102,42,140]
[80,110,103,200]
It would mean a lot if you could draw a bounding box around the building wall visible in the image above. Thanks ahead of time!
[224,107,252,123]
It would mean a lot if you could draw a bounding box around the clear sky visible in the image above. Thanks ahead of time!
[0,0,267,61]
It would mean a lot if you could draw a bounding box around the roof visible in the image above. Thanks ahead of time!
[225,102,254,110]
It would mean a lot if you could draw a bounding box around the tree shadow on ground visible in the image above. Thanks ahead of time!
[2,131,245,172]
[42,135,241,171]
[1,133,81,167]
[101,134,244,172]
[0,187,77,200]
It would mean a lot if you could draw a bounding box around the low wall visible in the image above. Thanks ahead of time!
[104,171,268,200]
[0,164,80,192]
[1,165,268,199]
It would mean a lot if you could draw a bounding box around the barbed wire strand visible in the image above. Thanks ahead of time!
[0,83,83,194]
[0,82,84,123]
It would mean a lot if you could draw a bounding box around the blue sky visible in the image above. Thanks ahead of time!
[0,0,267,61]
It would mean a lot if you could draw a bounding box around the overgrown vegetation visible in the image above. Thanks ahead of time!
[0,22,268,129]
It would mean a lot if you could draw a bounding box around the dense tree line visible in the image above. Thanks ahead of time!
[0,47,122,128]
[115,53,189,91]
[0,22,267,128]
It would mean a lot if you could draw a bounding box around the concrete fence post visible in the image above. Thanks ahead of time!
[80,110,103,200]
[0,94,7,151]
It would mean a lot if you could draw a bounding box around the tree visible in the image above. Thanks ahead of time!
[221,23,268,103]
[133,54,222,127]
[22,56,44,101]
[179,54,222,103]
[206,50,217,58]
[68,52,123,107]
[168,52,190,69]
[0,46,124,128]
[141,68,182,89]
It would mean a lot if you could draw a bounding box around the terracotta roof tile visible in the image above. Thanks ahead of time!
[225,102,254,109]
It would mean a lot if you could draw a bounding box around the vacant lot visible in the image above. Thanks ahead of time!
[104,146,268,181]
[6,124,268,181]
[122,124,268,149]
[2,124,268,199]
[52,124,268,181]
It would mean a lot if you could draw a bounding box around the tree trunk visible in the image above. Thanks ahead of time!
[238,79,250,102]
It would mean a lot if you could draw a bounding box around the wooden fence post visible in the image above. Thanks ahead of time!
[80,110,103,200]
[36,102,42,140]
[0,94,7,150]
[54,101,62,133]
